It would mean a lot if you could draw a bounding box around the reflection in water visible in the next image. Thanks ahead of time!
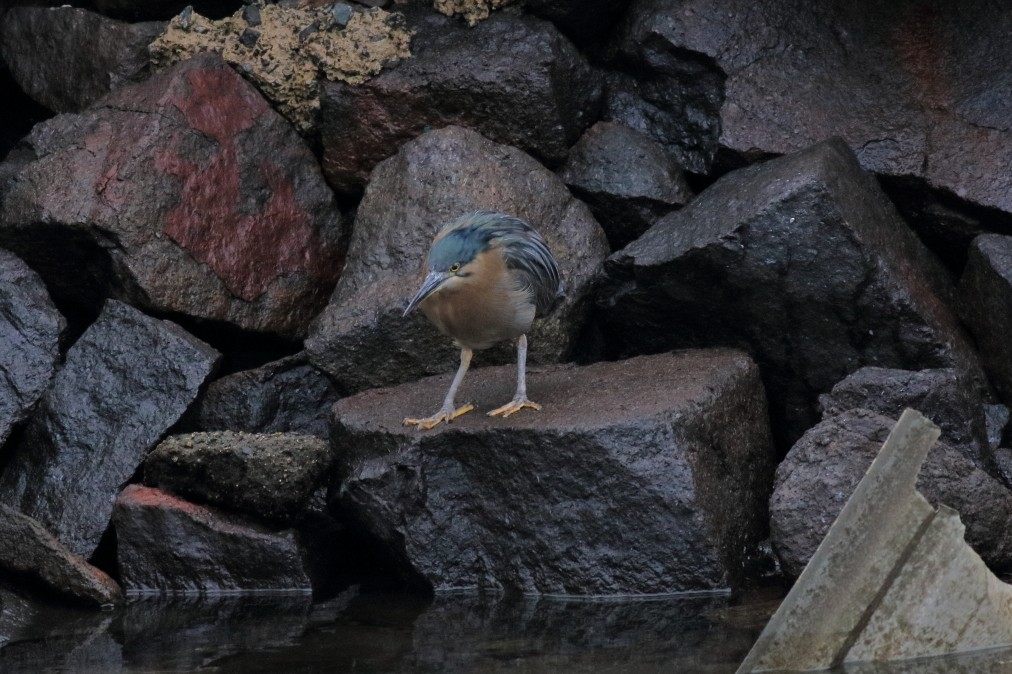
[1,585,1011,673]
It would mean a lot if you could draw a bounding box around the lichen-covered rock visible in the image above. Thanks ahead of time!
[558,121,691,250]
[330,349,775,594]
[0,504,122,606]
[0,52,344,339]
[144,431,332,524]
[958,234,1012,404]
[182,353,339,439]
[600,139,979,445]
[113,485,312,593]
[319,8,602,194]
[0,6,163,113]
[149,2,412,131]
[770,409,1012,578]
[306,125,608,393]
[432,0,517,26]
[0,300,220,559]
[0,249,63,450]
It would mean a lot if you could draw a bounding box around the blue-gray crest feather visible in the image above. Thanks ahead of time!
[430,211,564,316]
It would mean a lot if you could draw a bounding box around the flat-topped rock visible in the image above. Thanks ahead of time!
[330,349,776,595]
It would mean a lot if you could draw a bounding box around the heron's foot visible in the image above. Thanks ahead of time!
[403,403,475,430]
[487,397,542,418]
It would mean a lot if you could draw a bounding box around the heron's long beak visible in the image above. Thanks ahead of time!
[403,271,449,316]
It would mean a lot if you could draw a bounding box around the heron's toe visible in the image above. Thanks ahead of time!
[403,403,475,430]
[487,397,541,419]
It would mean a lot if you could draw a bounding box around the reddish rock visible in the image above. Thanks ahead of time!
[0,504,121,606]
[0,52,344,339]
[0,6,163,113]
[114,485,312,594]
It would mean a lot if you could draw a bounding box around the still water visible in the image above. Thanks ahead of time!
[3,586,1012,673]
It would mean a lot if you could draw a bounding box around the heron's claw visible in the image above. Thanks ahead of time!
[487,397,541,418]
[403,403,475,430]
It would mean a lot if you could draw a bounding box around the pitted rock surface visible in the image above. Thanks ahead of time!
[113,485,311,593]
[145,431,332,524]
[329,349,775,595]
[307,125,608,393]
[600,139,979,445]
[0,300,220,559]
[0,248,63,449]
[0,52,344,339]
[320,8,602,194]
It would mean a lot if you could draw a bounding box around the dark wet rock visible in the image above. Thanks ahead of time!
[144,431,332,524]
[558,121,691,250]
[958,234,1012,403]
[770,409,1012,578]
[181,353,339,439]
[91,0,240,21]
[986,404,1012,451]
[0,249,63,449]
[0,300,220,559]
[113,485,312,593]
[319,9,602,194]
[608,0,1012,258]
[523,0,633,49]
[0,504,122,606]
[0,52,344,339]
[819,367,991,465]
[0,7,163,113]
[330,349,775,594]
[306,126,609,394]
[599,139,978,446]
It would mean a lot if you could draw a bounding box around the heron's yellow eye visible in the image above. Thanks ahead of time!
[449,262,461,273]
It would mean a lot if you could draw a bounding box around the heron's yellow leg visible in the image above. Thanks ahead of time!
[488,334,542,419]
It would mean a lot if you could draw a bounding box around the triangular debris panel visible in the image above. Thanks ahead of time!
[738,408,1012,672]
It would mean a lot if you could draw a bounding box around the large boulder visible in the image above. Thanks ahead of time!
[0,300,220,559]
[144,431,332,524]
[599,139,978,445]
[958,234,1012,404]
[0,504,121,606]
[113,485,312,593]
[0,52,344,339]
[770,409,1012,578]
[0,6,163,113]
[0,248,63,449]
[181,353,339,439]
[819,367,992,466]
[330,349,776,595]
[558,121,691,250]
[319,8,602,194]
[306,126,609,394]
[607,0,1012,261]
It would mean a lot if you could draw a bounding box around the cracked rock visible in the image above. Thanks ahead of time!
[599,139,980,445]
[958,234,1012,405]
